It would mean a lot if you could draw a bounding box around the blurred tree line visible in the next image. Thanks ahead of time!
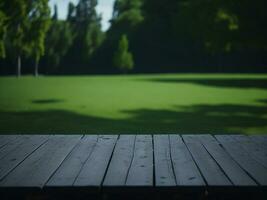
[0,0,267,75]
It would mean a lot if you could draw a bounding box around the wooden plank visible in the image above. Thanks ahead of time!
[216,135,267,185]
[0,135,17,149]
[197,135,256,186]
[74,135,118,187]
[0,135,81,188]
[182,135,231,186]
[170,135,205,186]
[154,135,176,186]
[0,135,39,160]
[249,135,267,151]
[250,135,267,143]
[0,135,49,180]
[232,135,267,169]
[46,135,98,187]
[103,135,136,186]
[126,135,153,186]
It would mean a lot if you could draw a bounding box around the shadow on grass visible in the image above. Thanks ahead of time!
[0,104,266,134]
[258,99,267,104]
[145,78,267,89]
[32,99,64,104]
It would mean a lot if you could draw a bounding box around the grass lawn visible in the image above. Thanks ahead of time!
[0,74,267,135]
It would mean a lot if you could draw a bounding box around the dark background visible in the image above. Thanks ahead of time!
[0,0,267,75]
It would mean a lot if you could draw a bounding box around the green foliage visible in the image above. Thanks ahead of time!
[76,0,97,22]
[69,0,104,64]
[112,0,143,27]
[113,34,134,73]
[113,0,142,18]
[27,0,51,68]
[3,0,30,56]
[0,9,7,58]
[114,9,143,27]
[43,0,104,73]
[45,20,73,69]
[84,22,104,57]
[1,0,51,75]
[147,0,267,54]
[1,0,267,74]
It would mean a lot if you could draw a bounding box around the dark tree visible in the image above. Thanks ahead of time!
[67,0,104,69]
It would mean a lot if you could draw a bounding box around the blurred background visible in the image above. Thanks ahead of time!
[0,0,266,135]
[0,0,267,75]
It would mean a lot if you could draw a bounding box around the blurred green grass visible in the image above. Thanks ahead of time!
[0,74,267,134]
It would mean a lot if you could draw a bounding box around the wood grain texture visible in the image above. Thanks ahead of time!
[46,135,98,187]
[103,135,136,186]
[232,135,267,169]
[74,135,118,187]
[170,135,205,186]
[197,135,256,186]
[0,135,33,160]
[0,135,17,149]
[0,134,266,191]
[154,135,176,186]
[0,135,49,180]
[183,135,231,186]
[249,135,267,152]
[216,135,267,186]
[0,135,81,188]
[126,135,153,186]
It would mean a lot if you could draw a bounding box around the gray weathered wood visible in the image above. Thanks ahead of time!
[170,135,205,186]
[249,135,267,152]
[0,135,37,160]
[0,134,266,191]
[126,135,153,186]
[216,135,267,185]
[0,135,49,180]
[233,135,267,168]
[46,135,98,187]
[182,135,231,186]
[0,135,17,149]
[197,135,256,186]
[74,135,118,186]
[154,135,176,186]
[103,135,136,186]
[0,135,81,188]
